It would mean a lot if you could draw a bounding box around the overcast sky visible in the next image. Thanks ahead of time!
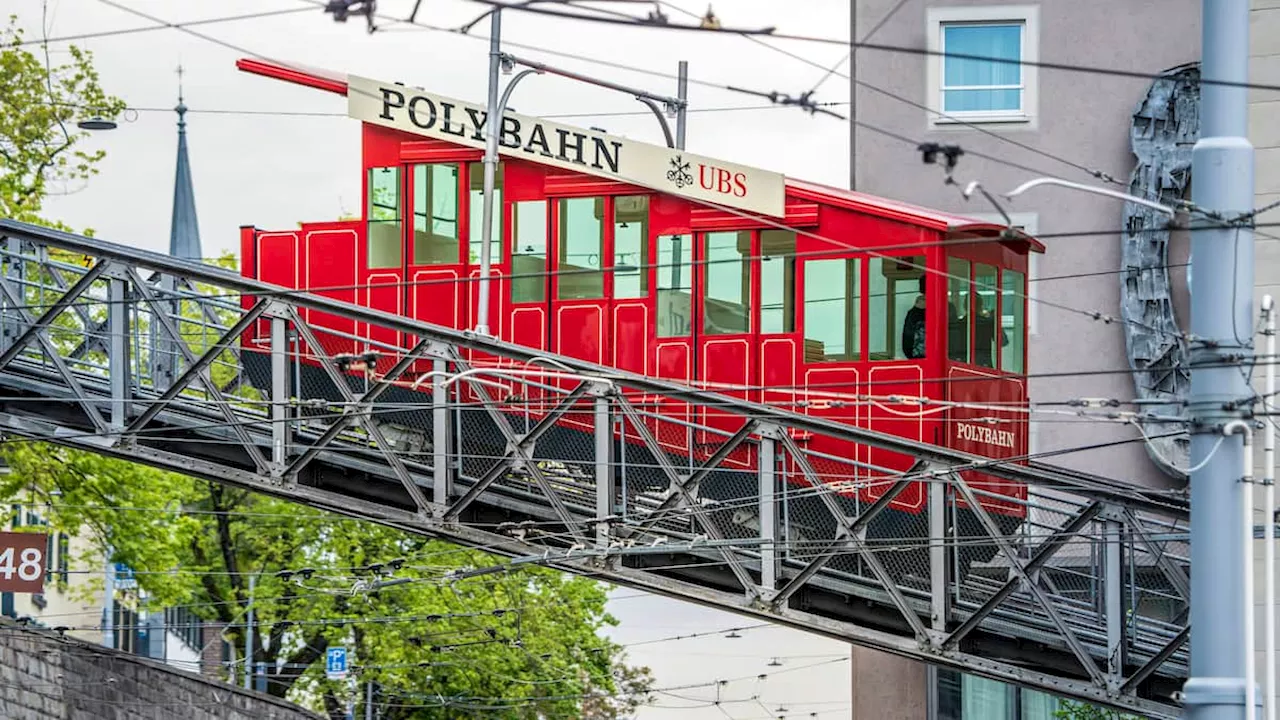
[17,0,859,715]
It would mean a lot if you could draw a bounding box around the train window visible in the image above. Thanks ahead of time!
[412,163,459,265]
[973,263,1000,369]
[759,230,796,334]
[657,234,693,337]
[947,258,971,363]
[366,167,402,270]
[467,163,504,264]
[511,201,548,303]
[869,256,925,360]
[703,231,751,335]
[557,197,604,299]
[1001,270,1025,373]
[614,195,649,300]
[803,258,859,362]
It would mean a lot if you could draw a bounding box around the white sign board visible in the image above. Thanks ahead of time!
[347,74,787,218]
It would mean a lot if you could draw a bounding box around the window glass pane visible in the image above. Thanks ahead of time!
[1020,689,1060,720]
[803,258,858,362]
[869,256,925,360]
[948,258,971,362]
[557,197,604,299]
[468,163,504,264]
[942,23,1022,113]
[961,674,1013,719]
[1002,270,1025,373]
[703,231,750,335]
[657,234,692,337]
[760,230,795,334]
[614,195,649,300]
[412,163,459,265]
[367,166,401,270]
[974,263,999,368]
[512,201,547,303]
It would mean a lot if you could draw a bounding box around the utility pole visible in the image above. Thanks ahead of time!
[244,573,255,690]
[470,5,689,335]
[474,7,503,337]
[1184,0,1258,717]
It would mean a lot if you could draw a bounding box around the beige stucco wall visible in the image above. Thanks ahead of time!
[847,1,1201,715]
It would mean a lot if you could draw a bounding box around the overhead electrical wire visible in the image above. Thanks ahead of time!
[468,0,1280,93]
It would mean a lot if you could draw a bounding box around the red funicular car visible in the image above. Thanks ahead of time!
[235,59,1043,577]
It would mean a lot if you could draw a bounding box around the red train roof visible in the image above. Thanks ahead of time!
[235,57,1044,254]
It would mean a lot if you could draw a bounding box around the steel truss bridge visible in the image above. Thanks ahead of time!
[0,220,1191,717]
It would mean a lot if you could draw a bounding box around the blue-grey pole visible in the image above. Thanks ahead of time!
[474,8,502,336]
[1185,0,1257,717]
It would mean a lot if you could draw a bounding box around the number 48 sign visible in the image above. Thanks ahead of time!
[0,532,47,593]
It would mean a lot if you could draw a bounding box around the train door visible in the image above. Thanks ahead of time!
[465,163,507,371]
[863,253,929,511]
[361,165,406,358]
[695,229,758,463]
[548,196,611,367]
[650,198,695,455]
[757,229,800,417]
[404,162,467,338]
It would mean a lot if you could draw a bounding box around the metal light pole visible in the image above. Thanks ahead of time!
[473,8,504,337]
[1184,0,1258,718]
[470,8,689,335]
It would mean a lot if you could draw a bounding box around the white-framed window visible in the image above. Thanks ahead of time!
[926,6,1039,125]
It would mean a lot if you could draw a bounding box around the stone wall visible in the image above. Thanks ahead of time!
[0,619,322,720]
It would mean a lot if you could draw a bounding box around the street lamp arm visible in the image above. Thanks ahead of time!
[497,68,543,115]
[1004,177,1177,218]
[634,96,676,148]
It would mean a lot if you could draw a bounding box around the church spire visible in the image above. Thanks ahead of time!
[168,65,202,261]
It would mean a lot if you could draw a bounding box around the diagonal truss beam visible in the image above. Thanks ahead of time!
[943,501,1103,647]
[0,266,111,433]
[281,335,432,480]
[125,299,269,434]
[443,381,591,523]
[289,312,432,514]
[614,395,759,596]
[445,359,590,543]
[1123,508,1190,603]
[620,418,760,539]
[1120,625,1189,694]
[950,473,1107,687]
[774,432,928,639]
[43,264,109,361]
[125,269,272,474]
[0,260,108,373]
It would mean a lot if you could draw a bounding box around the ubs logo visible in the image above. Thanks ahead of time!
[667,155,693,189]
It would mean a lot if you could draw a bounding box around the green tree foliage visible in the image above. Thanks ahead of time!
[1054,700,1147,720]
[1,446,653,718]
[0,14,124,228]
[0,12,652,718]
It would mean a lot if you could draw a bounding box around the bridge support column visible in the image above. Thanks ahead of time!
[150,276,178,391]
[432,358,452,506]
[0,238,21,354]
[929,473,948,632]
[759,433,778,592]
[594,393,613,549]
[1102,508,1126,689]
[269,315,290,469]
[108,276,130,431]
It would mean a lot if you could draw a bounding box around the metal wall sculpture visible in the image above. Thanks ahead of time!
[1121,63,1200,480]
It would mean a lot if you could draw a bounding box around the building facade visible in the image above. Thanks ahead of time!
[850,0,1202,716]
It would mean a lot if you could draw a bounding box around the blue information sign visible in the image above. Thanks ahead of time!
[325,647,348,680]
